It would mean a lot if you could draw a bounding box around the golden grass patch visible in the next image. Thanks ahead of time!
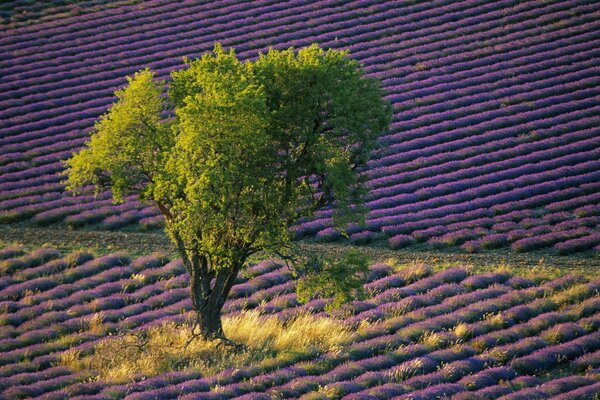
[60,310,353,382]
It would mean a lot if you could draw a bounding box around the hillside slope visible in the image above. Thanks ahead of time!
[1,0,599,254]
[0,247,599,399]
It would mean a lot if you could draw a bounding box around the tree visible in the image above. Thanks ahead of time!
[66,43,392,341]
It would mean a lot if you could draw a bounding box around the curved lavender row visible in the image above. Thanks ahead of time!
[573,204,600,217]
[357,2,595,80]
[0,0,266,59]
[0,0,435,100]
[511,227,596,253]
[98,207,158,230]
[0,247,61,276]
[0,141,86,177]
[0,170,63,193]
[0,0,522,88]
[344,269,470,325]
[0,286,190,367]
[1,1,592,135]
[0,365,71,392]
[0,183,64,203]
[0,0,412,87]
[502,372,599,399]
[0,258,286,357]
[0,153,26,168]
[369,129,594,197]
[451,375,546,400]
[549,381,600,400]
[28,148,83,168]
[379,178,599,238]
[257,284,581,399]
[510,328,600,375]
[0,186,66,215]
[63,200,143,229]
[554,233,600,255]
[314,165,600,239]
[0,253,133,328]
[1,3,596,125]
[0,0,176,43]
[268,274,465,321]
[361,108,600,211]
[497,182,600,215]
[367,26,600,83]
[1,2,598,241]
[0,0,356,61]
[5,260,596,398]
[383,70,600,147]
[0,6,592,106]
[385,185,584,240]
[1,254,171,320]
[330,128,600,225]
[572,348,600,371]
[367,135,600,216]
[292,293,599,399]
[369,117,599,191]
[11,0,528,72]
[0,161,64,184]
[0,252,94,302]
[375,169,600,232]
[125,274,504,399]
[138,214,164,231]
[470,291,599,352]
[370,102,600,176]
[225,262,395,314]
[3,258,258,338]
[238,277,580,399]
[402,184,599,248]
[0,125,87,149]
[268,267,460,321]
[0,5,584,138]
[1,9,596,142]
[1,370,92,400]
[0,0,217,42]
[39,370,200,400]
[1,134,87,162]
[1,0,592,126]
[0,189,103,211]
[31,197,117,226]
[0,247,25,262]
[0,0,572,72]
[8,2,596,112]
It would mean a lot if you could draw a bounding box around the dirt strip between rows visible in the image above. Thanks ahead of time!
[1,225,598,277]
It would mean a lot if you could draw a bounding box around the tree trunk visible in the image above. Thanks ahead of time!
[158,213,247,342]
[196,300,224,340]
[187,254,243,341]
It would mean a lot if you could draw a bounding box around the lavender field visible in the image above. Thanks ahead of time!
[2,1,600,398]
[0,247,598,399]
[1,0,599,254]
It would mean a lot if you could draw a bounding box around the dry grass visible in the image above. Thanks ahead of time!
[60,310,353,383]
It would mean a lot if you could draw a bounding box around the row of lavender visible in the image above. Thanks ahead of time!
[1,0,599,253]
[0,246,598,399]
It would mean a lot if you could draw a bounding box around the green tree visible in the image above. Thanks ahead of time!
[66,44,392,341]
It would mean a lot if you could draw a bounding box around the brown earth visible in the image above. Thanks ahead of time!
[1,225,598,278]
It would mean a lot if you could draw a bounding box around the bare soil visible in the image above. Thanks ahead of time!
[1,225,598,277]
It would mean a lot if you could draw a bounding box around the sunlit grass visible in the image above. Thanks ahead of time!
[60,310,354,383]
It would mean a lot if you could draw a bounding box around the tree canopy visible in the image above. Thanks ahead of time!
[66,43,392,339]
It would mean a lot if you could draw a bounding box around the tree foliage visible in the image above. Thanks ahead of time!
[66,43,392,339]
[296,249,369,312]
